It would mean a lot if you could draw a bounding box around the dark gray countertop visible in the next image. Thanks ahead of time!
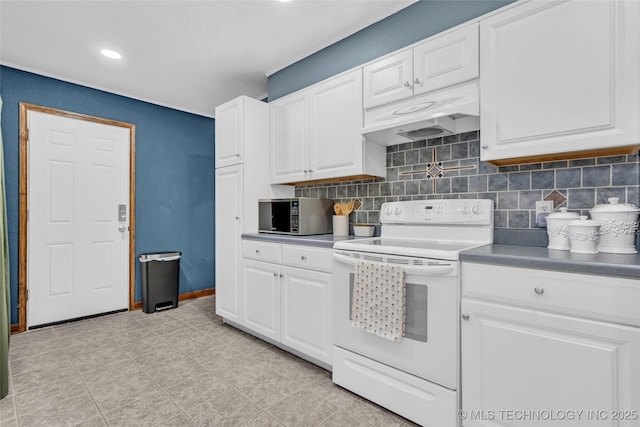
[461,244,640,279]
[242,233,366,249]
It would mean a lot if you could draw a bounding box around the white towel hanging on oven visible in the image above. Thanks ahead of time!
[351,260,406,342]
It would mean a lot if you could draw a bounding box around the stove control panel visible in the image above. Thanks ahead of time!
[381,199,493,225]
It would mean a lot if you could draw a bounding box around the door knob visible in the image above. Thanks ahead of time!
[462,313,470,321]
[118,225,127,232]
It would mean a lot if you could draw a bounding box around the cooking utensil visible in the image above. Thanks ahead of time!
[334,203,342,215]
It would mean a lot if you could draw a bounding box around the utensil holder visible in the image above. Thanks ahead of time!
[333,215,349,236]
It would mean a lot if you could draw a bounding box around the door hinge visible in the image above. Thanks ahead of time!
[26,289,29,301]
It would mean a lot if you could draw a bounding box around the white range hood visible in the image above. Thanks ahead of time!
[362,80,480,145]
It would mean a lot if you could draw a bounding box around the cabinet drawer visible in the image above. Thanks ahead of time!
[462,263,640,327]
[242,240,281,263]
[281,244,332,273]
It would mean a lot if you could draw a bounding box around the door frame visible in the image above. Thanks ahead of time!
[18,103,136,333]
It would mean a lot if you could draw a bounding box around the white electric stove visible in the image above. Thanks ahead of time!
[332,199,493,427]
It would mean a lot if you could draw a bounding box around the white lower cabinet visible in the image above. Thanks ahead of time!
[241,259,280,342]
[280,265,332,365]
[461,263,640,427]
[240,239,333,367]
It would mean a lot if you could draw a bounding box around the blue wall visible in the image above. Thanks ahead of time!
[268,0,514,100]
[0,66,215,324]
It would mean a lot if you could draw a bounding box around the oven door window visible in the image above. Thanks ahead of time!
[349,273,428,342]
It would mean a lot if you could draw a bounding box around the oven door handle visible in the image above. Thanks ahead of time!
[333,252,455,275]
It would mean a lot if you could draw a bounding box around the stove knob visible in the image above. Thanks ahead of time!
[459,204,470,215]
[385,206,393,216]
[394,207,402,216]
[472,204,482,215]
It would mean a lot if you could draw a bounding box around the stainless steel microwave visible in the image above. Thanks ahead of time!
[258,198,334,235]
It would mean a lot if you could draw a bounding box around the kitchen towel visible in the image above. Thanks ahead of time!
[351,260,406,342]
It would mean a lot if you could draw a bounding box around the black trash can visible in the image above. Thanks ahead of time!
[139,252,181,313]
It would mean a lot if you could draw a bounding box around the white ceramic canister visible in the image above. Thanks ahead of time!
[545,207,580,250]
[589,197,640,254]
[333,215,349,236]
[567,216,601,254]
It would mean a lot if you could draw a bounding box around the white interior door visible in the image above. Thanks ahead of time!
[27,111,130,328]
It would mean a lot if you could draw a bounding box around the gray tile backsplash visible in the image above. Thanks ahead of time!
[295,131,640,230]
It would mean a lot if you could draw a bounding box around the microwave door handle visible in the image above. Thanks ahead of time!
[333,252,454,275]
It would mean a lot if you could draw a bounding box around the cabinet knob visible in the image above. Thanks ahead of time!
[481,145,488,149]
[414,78,420,84]
[301,255,307,261]
[308,169,313,173]
[273,272,277,277]
[303,170,309,174]
[462,313,470,321]
[235,216,240,220]
[279,274,284,278]
[404,81,411,87]
[534,287,545,295]
[255,249,260,254]
[235,154,241,158]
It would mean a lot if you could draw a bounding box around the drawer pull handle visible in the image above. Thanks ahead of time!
[301,255,307,261]
[462,313,470,321]
[534,287,545,295]
[273,272,277,277]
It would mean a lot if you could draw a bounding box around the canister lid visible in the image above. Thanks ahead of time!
[546,207,580,219]
[568,215,601,227]
[590,197,640,213]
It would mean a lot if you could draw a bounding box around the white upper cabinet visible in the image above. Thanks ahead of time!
[270,69,385,185]
[363,50,414,109]
[413,23,479,96]
[270,93,308,184]
[309,70,366,181]
[215,97,243,168]
[480,0,640,165]
[363,23,479,109]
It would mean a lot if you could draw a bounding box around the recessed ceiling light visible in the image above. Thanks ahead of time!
[100,49,122,60]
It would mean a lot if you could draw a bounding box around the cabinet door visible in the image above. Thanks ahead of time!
[269,93,308,184]
[280,266,332,365]
[363,50,414,109]
[461,299,640,427]
[480,0,640,163]
[413,23,479,96]
[215,165,243,323]
[215,98,243,168]
[308,70,364,181]
[241,259,280,341]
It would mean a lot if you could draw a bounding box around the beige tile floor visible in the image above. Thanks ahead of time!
[1,296,417,427]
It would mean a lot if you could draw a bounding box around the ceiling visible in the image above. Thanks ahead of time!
[0,0,416,118]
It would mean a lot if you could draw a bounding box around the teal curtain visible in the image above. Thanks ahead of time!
[0,95,9,399]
